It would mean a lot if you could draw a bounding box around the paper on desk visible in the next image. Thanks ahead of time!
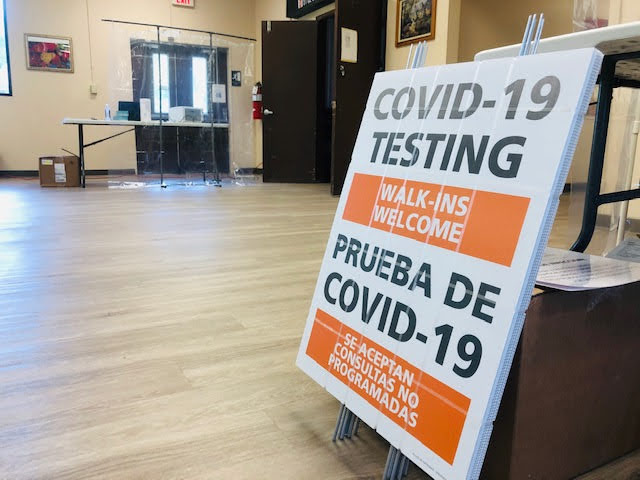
[606,237,640,264]
[536,247,640,291]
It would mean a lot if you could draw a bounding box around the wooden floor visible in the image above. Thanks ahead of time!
[0,179,637,479]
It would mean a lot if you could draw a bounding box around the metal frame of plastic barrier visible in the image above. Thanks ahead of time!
[91,18,258,188]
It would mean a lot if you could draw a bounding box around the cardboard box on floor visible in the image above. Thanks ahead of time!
[39,156,80,187]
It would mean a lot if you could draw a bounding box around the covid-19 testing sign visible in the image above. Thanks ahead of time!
[297,48,603,480]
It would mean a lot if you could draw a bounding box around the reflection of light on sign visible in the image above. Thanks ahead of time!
[297,48,603,480]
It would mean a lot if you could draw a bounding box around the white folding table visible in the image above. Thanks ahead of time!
[62,118,230,187]
[475,22,640,251]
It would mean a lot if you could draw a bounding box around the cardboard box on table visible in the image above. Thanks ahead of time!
[39,156,80,187]
[482,281,640,479]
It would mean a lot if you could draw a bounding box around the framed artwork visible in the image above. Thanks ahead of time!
[286,0,333,19]
[396,0,436,47]
[25,34,73,72]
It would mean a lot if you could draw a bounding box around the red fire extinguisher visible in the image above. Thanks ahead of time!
[252,82,263,120]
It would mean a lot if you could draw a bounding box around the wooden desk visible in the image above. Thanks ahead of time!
[481,281,640,479]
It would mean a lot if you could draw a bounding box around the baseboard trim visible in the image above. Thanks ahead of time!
[235,167,263,175]
[597,213,640,232]
[0,169,136,177]
[0,170,39,177]
[86,169,136,176]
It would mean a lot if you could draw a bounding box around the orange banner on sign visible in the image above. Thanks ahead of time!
[306,309,470,465]
[342,173,530,266]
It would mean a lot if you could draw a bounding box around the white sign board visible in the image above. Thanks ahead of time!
[297,48,602,480]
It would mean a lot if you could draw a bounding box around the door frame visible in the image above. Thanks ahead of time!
[330,0,386,195]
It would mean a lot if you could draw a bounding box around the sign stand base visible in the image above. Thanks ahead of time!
[332,404,360,441]
[383,446,411,480]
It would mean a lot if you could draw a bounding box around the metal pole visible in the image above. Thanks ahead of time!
[157,26,165,188]
[102,18,257,42]
[332,404,346,442]
[209,32,221,185]
[571,57,616,251]
[617,120,640,245]
[78,124,85,188]
[176,126,180,173]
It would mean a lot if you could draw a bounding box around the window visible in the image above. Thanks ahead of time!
[152,53,169,114]
[192,56,208,114]
[133,42,228,123]
[0,0,11,96]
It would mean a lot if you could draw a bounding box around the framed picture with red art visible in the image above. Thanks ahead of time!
[25,34,73,73]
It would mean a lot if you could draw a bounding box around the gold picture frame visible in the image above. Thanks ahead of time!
[25,34,74,73]
[396,0,436,47]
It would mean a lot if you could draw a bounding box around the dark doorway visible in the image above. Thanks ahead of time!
[331,0,386,194]
[262,21,319,182]
[315,12,335,183]
[261,1,385,189]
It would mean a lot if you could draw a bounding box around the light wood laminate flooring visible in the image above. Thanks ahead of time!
[0,179,636,479]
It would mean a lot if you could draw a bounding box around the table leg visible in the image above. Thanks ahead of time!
[571,56,616,252]
[78,124,86,188]
[176,127,181,174]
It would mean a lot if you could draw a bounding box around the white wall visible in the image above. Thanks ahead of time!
[457,0,573,63]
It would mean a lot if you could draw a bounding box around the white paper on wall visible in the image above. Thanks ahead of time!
[341,27,358,63]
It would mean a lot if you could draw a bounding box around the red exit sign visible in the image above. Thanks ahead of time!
[172,0,194,7]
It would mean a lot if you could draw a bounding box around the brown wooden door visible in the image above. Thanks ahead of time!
[331,0,386,194]
[262,21,318,183]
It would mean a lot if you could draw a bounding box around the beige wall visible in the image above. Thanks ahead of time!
[386,0,460,70]
[0,0,256,172]
[457,0,573,62]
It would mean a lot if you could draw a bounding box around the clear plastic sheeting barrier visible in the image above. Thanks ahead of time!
[104,21,255,186]
[573,0,610,31]
[232,162,261,186]
[107,181,149,190]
